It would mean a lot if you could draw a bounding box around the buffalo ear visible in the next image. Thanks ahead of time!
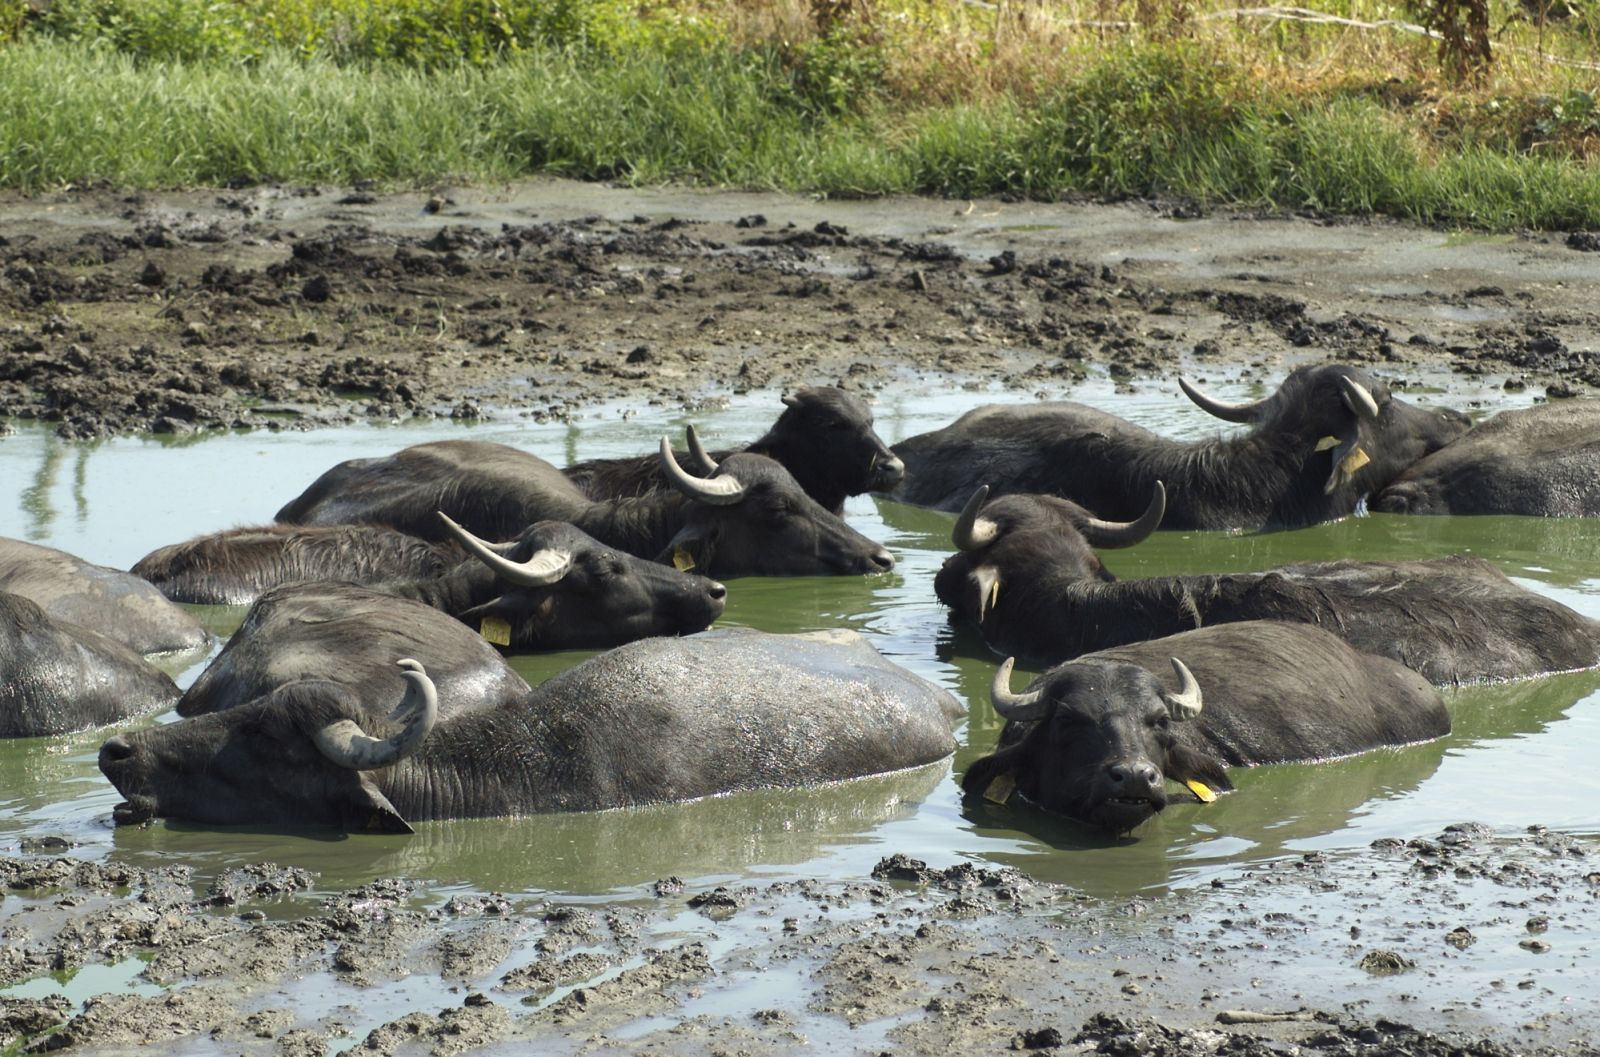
[961,745,1026,801]
[1163,743,1232,793]
[339,777,414,835]
[660,525,718,573]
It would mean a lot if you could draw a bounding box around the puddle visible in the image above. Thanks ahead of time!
[0,956,166,1004]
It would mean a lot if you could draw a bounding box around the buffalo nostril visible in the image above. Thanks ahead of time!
[707,581,727,601]
[1108,761,1160,789]
[875,455,906,486]
[870,549,896,572]
[99,736,135,765]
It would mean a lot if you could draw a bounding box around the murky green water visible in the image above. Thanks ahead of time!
[2,376,1597,911]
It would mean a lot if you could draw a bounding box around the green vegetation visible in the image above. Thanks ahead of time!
[2,0,1598,230]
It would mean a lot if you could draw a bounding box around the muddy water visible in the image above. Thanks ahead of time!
[2,377,1597,919]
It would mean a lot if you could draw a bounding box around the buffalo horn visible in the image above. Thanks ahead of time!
[660,437,746,505]
[1178,376,1267,423]
[684,424,719,474]
[990,657,1048,722]
[437,512,573,586]
[952,485,998,551]
[1164,657,1203,721]
[1080,481,1167,549]
[1337,375,1381,423]
[314,659,439,771]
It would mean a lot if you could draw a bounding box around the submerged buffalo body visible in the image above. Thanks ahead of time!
[962,621,1448,833]
[890,365,1468,531]
[1,592,179,737]
[133,518,726,651]
[176,582,536,721]
[275,439,894,577]
[133,523,464,606]
[0,538,209,656]
[937,489,1600,685]
[564,387,904,512]
[101,629,960,832]
[1373,401,1600,517]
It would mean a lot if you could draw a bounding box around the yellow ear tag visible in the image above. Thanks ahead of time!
[672,547,696,572]
[479,615,512,646]
[1185,779,1217,803]
[1314,435,1340,452]
[1337,446,1371,476]
[983,773,1018,805]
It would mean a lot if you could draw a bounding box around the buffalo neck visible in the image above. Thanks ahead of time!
[1128,427,1325,530]
[982,565,1225,664]
[379,562,495,616]
[370,709,551,821]
[568,493,691,559]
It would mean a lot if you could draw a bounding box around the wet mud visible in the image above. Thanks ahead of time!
[3,824,1597,1055]
[2,180,1597,439]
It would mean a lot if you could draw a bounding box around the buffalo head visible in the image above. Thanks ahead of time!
[101,659,437,834]
[935,482,1165,626]
[961,655,1227,834]
[656,439,895,576]
[1179,365,1469,498]
[438,515,726,648]
[754,386,904,509]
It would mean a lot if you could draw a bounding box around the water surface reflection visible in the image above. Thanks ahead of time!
[0,380,1595,904]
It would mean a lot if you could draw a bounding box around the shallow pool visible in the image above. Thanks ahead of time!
[2,373,1596,907]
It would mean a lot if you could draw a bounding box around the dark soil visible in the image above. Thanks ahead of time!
[3,180,1597,440]
[2,822,1597,1055]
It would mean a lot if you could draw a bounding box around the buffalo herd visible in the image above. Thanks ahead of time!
[4,374,1598,838]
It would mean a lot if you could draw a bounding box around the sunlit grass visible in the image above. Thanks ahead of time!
[2,0,1598,229]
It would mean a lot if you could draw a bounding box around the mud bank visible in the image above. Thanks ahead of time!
[2,180,1598,439]
[1,823,1596,1056]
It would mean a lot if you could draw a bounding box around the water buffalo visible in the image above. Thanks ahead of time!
[275,438,895,576]
[132,523,464,606]
[937,486,1600,685]
[175,582,536,720]
[131,517,726,652]
[1,591,179,737]
[1373,401,1600,517]
[961,621,1449,834]
[564,387,905,513]
[0,538,209,656]
[100,629,959,832]
[888,365,1469,531]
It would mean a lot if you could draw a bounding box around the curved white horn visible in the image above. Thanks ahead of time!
[1080,481,1166,549]
[315,660,439,770]
[1179,376,1267,423]
[684,424,719,475]
[660,436,745,506]
[990,657,1048,722]
[438,512,572,587]
[952,486,998,551]
[1164,657,1203,721]
[1337,375,1381,423]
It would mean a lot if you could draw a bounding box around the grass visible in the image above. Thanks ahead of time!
[1,0,1598,230]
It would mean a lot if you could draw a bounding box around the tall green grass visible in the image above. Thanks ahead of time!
[2,39,1597,230]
